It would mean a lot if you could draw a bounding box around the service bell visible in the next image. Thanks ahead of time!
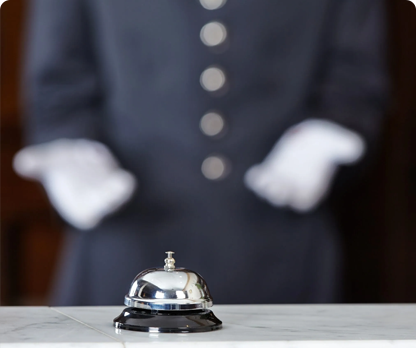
[113,251,222,333]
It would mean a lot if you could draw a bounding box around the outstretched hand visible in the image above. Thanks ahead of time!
[13,139,137,230]
[244,119,365,212]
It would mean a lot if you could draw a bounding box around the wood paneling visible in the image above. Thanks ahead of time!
[1,0,64,306]
[336,0,416,303]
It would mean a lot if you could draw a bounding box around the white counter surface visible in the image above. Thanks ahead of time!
[1,305,416,347]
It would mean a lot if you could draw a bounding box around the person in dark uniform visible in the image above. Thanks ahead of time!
[14,0,388,305]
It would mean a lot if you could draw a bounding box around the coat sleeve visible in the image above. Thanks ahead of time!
[23,0,103,145]
[314,0,389,144]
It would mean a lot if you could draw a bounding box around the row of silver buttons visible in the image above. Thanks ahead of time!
[199,0,229,181]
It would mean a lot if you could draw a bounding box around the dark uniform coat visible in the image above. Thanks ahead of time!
[25,0,388,305]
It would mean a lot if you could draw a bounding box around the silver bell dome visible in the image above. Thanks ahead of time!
[124,251,214,311]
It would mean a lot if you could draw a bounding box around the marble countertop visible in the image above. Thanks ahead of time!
[1,305,416,347]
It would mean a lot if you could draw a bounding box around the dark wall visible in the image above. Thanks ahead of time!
[1,0,415,305]
[0,0,63,305]
[337,0,416,303]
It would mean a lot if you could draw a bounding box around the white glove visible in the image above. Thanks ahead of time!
[13,139,137,230]
[244,119,365,213]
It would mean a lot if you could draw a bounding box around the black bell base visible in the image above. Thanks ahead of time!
[113,307,222,333]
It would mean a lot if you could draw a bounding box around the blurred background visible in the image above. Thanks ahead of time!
[1,0,416,306]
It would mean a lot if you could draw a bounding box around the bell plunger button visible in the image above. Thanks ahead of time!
[164,251,176,271]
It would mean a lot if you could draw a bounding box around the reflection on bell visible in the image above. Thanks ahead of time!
[113,251,223,333]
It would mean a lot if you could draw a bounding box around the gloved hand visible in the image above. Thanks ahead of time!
[244,119,365,213]
[13,139,137,230]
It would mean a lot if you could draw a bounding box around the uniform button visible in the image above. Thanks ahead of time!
[200,67,226,92]
[201,155,230,180]
[200,112,225,137]
[199,0,227,10]
[200,22,227,47]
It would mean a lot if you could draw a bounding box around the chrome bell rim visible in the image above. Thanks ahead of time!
[124,296,213,311]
